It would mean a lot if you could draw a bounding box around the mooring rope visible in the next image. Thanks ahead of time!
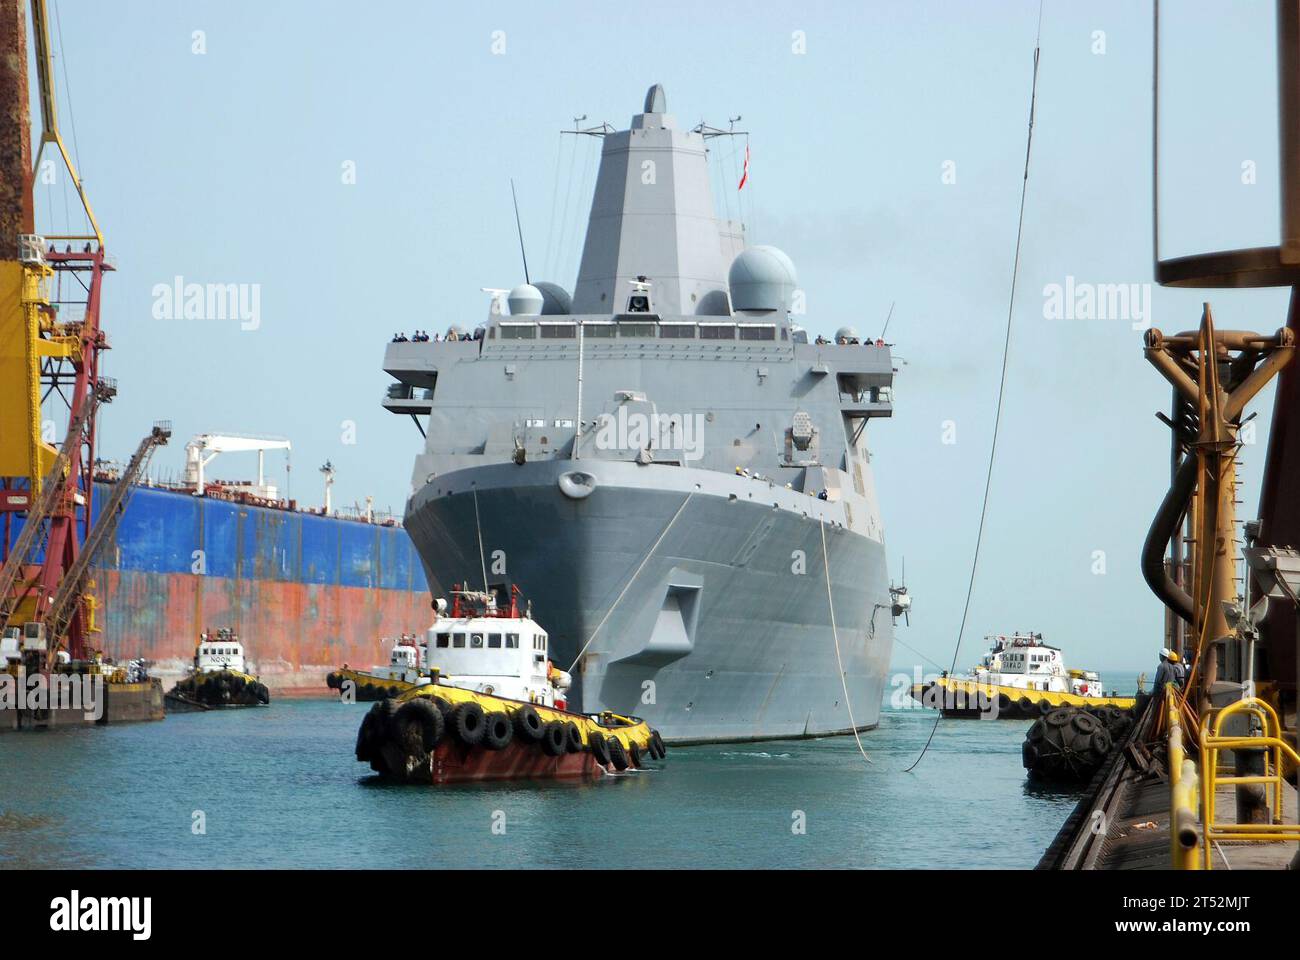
[566,491,694,673]
[905,1,1043,774]
[472,488,489,594]
[820,519,873,763]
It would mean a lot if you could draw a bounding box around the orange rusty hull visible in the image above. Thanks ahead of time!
[95,568,430,690]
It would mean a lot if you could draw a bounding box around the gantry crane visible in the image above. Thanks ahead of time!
[0,1,144,662]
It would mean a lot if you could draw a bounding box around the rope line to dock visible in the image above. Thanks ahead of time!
[820,520,872,763]
[565,492,694,673]
[473,488,490,593]
[905,0,1044,774]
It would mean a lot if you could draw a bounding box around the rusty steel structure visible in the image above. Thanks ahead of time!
[0,0,113,661]
[1142,316,1294,713]
[1149,0,1300,719]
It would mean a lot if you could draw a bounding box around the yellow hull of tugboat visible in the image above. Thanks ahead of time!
[395,683,656,754]
[328,667,426,700]
[910,677,1136,714]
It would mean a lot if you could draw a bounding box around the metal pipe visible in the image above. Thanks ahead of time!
[1145,330,1200,402]
[1143,454,1198,625]
[1280,0,1300,264]
[1223,329,1296,419]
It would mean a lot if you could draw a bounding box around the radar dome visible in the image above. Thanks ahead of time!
[728,246,798,313]
[533,281,573,315]
[835,326,859,343]
[508,283,544,316]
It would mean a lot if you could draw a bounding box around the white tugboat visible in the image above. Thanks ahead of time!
[353,585,665,783]
[910,632,1135,719]
[327,634,431,701]
[166,628,270,711]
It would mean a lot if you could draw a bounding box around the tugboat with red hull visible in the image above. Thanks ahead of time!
[355,586,666,784]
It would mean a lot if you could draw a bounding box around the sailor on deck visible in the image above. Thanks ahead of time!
[1153,648,1181,692]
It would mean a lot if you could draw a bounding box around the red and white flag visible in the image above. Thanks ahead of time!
[737,143,749,191]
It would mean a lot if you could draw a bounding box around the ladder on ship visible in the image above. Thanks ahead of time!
[39,421,172,652]
[0,397,94,631]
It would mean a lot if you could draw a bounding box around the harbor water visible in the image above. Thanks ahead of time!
[0,677,1144,870]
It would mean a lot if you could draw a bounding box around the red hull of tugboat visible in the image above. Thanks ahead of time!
[429,738,599,783]
[376,736,604,783]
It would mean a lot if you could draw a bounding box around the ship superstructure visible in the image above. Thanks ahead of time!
[384,86,900,742]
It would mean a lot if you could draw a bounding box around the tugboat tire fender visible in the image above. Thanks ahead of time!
[453,701,486,746]
[563,721,584,754]
[608,737,629,771]
[513,704,545,741]
[483,711,513,750]
[588,732,611,765]
[396,698,445,752]
[540,720,566,756]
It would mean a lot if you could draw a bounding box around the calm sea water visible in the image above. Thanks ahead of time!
[0,681,1120,870]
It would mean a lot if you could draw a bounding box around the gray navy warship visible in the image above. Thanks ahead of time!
[383,85,902,743]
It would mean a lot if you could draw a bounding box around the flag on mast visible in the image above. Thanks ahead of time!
[737,142,750,191]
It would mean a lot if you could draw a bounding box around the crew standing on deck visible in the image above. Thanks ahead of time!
[1153,648,1181,692]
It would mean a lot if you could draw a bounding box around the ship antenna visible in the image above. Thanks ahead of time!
[510,178,531,285]
[879,301,896,341]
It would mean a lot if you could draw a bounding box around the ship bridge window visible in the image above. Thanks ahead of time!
[499,323,537,340]
[539,323,576,339]
[618,322,656,338]
[436,633,450,648]
[739,324,777,341]
[582,322,616,338]
[453,633,466,648]
[660,323,696,339]
[700,324,736,340]
[470,633,485,648]
[506,633,519,649]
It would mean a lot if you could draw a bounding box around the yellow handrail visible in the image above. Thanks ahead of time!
[1167,685,1202,869]
[1199,696,1300,870]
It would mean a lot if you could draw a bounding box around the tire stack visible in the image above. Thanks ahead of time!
[356,696,667,782]
[1022,705,1127,783]
[173,671,269,707]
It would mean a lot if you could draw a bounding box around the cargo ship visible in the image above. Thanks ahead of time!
[3,445,432,692]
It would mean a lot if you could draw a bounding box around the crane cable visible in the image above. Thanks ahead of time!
[905,2,1043,774]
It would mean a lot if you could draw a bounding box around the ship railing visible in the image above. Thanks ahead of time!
[1197,695,1300,870]
[1167,685,1202,870]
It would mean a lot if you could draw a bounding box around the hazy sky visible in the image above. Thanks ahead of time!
[31,0,1291,673]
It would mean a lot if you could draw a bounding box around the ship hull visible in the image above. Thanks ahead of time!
[405,459,895,743]
[4,484,433,690]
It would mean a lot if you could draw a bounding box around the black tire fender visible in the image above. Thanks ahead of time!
[588,732,611,765]
[540,720,566,757]
[453,701,486,746]
[483,711,513,750]
[395,698,445,752]
[513,705,544,742]
[608,737,629,771]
